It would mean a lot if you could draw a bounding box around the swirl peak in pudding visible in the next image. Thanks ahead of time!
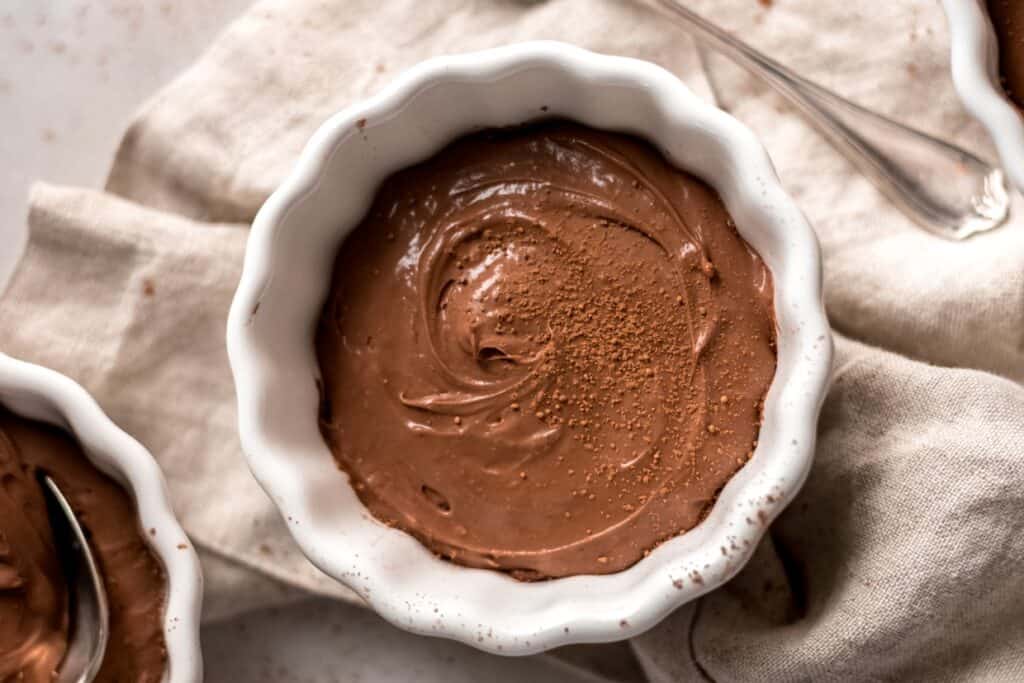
[316,121,777,579]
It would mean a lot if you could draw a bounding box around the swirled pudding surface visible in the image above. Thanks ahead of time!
[0,409,167,682]
[989,0,1024,109]
[316,121,776,579]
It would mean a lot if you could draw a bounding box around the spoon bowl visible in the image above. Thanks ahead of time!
[39,474,109,683]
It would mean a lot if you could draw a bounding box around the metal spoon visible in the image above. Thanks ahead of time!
[39,474,109,683]
[648,0,1010,240]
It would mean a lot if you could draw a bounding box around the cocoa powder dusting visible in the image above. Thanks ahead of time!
[316,121,777,579]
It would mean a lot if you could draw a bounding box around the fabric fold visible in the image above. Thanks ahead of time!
[0,183,357,621]
[634,336,1024,681]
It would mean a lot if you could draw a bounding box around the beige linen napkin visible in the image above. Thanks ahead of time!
[2,0,1023,680]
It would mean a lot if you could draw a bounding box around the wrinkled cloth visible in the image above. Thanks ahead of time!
[1,0,1022,680]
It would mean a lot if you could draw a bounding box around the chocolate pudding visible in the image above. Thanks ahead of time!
[988,0,1024,109]
[315,121,777,579]
[0,409,167,682]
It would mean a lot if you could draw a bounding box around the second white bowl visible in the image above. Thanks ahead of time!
[0,353,203,682]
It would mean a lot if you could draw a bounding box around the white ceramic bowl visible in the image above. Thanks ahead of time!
[0,353,203,682]
[944,0,1024,193]
[227,41,832,655]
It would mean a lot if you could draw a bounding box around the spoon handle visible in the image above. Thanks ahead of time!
[651,0,1009,240]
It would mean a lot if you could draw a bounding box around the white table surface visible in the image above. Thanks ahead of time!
[0,2,622,681]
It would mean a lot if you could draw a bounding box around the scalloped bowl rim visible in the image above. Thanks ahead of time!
[0,353,203,682]
[226,41,832,655]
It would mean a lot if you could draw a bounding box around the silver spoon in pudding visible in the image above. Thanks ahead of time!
[39,474,110,683]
